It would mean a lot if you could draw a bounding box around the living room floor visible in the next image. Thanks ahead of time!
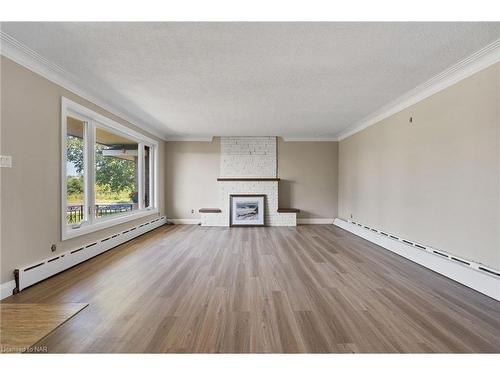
[3,224,500,353]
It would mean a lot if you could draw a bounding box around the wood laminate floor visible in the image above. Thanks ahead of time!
[3,224,500,353]
[0,303,88,352]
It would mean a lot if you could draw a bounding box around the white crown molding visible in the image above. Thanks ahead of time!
[0,30,169,140]
[166,136,214,142]
[282,137,339,142]
[336,38,500,141]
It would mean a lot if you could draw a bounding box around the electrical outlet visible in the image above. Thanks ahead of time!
[51,244,57,252]
[191,209,195,214]
[0,155,12,168]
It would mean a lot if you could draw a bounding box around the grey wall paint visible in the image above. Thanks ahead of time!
[165,140,221,220]
[338,63,500,270]
[278,139,338,219]
[0,57,166,284]
[165,138,339,220]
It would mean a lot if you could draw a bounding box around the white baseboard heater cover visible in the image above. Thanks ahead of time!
[14,216,167,293]
[334,218,500,302]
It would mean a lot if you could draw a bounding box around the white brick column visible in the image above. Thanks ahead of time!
[220,137,277,178]
[200,136,297,227]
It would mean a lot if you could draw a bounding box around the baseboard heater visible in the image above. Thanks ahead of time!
[13,216,167,294]
[334,218,500,301]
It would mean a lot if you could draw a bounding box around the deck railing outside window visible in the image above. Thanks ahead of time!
[66,204,134,224]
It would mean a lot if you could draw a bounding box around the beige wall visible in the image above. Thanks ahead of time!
[165,138,339,220]
[278,139,338,219]
[0,57,166,284]
[165,139,220,220]
[338,63,500,270]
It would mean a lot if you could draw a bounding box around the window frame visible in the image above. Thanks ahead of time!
[61,97,159,240]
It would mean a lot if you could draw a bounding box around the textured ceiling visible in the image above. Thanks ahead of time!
[2,22,500,139]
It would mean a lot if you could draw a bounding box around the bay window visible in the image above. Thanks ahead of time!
[62,97,158,240]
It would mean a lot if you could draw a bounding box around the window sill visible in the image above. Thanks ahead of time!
[62,208,159,241]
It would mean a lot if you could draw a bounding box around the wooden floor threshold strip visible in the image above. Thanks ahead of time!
[0,303,88,353]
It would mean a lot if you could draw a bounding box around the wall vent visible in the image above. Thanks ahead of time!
[24,262,44,272]
[433,250,448,258]
[451,257,470,266]
[70,247,84,254]
[478,267,500,277]
[14,216,166,293]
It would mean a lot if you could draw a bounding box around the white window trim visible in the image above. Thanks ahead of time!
[61,97,159,241]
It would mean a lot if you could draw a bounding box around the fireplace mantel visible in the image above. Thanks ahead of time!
[217,177,280,181]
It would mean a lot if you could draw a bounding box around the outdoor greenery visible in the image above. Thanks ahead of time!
[66,136,137,204]
[67,175,84,196]
[67,183,132,204]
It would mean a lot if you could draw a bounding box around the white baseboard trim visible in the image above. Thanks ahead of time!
[298,218,335,225]
[173,218,334,225]
[334,218,500,301]
[0,280,17,300]
[12,216,167,295]
[170,219,200,225]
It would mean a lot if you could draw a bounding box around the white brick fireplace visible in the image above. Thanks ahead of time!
[200,137,297,226]
[220,136,277,178]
